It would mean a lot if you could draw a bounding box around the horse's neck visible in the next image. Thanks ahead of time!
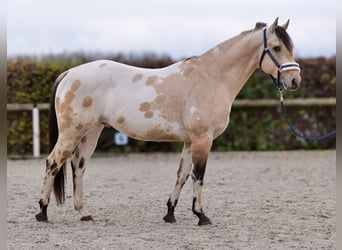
[200,29,262,101]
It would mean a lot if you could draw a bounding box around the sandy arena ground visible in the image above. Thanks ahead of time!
[7,150,335,249]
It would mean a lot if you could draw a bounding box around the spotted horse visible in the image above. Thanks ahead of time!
[35,18,301,226]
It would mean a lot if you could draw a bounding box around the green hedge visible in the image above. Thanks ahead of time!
[7,54,336,156]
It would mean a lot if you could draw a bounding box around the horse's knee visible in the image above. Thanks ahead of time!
[191,135,212,181]
[191,135,212,163]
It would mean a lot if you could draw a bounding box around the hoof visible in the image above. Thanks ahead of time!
[80,215,93,221]
[163,214,176,223]
[35,212,48,222]
[198,214,212,226]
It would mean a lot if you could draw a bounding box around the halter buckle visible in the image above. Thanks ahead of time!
[279,89,284,102]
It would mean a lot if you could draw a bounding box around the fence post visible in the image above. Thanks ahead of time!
[32,107,40,157]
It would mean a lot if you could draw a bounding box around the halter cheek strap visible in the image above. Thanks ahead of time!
[259,27,300,90]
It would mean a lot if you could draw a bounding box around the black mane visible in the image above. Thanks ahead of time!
[255,22,267,29]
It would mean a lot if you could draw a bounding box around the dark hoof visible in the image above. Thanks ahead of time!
[198,215,212,226]
[35,212,48,222]
[80,215,93,221]
[163,214,176,223]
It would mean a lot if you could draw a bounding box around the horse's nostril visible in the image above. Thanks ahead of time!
[292,78,298,88]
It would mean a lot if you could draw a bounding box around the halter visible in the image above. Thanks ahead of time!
[259,27,300,91]
[259,27,335,141]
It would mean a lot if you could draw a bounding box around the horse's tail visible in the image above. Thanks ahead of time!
[50,71,68,206]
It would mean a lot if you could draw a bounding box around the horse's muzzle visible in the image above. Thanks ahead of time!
[289,77,301,91]
[282,71,301,91]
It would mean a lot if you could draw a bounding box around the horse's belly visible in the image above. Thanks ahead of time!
[112,117,187,142]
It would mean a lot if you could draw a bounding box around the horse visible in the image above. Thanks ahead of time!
[35,17,301,226]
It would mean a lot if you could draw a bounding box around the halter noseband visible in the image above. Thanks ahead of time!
[259,27,300,91]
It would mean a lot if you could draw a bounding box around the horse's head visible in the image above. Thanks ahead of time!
[259,18,301,91]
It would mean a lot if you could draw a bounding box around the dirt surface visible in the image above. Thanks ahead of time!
[7,150,335,249]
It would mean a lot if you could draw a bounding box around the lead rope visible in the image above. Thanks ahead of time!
[278,89,336,141]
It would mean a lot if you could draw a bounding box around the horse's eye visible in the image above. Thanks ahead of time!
[273,46,281,52]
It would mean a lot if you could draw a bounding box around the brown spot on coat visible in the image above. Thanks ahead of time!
[139,102,154,118]
[132,73,143,83]
[146,76,158,86]
[59,114,73,131]
[60,150,71,163]
[82,96,93,107]
[76,124,84,130]
[99,63,107,67]
[63,150,71,158]
[139,102,151,112]
[144,111,154,119]
[154,95,167,104]
[71,80,81,92]
[65,91,75,104]
[117,117,125,124]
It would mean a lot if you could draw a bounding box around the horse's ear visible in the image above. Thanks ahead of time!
[269,17,279,33]
[282,19,290,30]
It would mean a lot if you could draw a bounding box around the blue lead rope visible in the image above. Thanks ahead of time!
[278,90,336,141]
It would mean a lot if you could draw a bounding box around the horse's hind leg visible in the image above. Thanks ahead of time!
[71,125,104,221]
[35,134,80,222]
[191,135,213,226]
[163,142,192,223]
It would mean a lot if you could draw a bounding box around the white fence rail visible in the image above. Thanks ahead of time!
[7,98,336,157]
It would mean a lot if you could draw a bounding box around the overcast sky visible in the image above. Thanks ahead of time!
[7,0,336,59]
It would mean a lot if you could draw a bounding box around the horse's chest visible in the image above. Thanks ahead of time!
[212,108,231,138]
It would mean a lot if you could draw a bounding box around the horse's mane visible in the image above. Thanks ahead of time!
[240,22,266,34]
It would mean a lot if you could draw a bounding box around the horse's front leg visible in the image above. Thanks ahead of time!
[191,135,213,226]
[163,142,192,223]
[71,125,104,221]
